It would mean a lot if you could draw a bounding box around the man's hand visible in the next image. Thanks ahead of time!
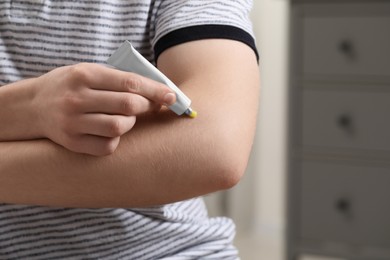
[31,63,176,156]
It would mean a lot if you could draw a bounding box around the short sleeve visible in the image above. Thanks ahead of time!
[151,0,259,61]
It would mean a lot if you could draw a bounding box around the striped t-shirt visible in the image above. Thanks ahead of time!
[0,0,257,259]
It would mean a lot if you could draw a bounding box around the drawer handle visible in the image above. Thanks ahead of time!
[335,198,350,212]
[338,40,356,59]
[336,114,355,135]
[337,114,351,127]
[334,198,353,219]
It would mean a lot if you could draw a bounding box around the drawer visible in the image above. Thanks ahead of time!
[302,15,390,78]
[300,161,390,246]
[302,89,390,151]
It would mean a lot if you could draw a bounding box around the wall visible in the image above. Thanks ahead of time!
[204,0,290,258]
[233,0,290,258]
[251,0,289,240]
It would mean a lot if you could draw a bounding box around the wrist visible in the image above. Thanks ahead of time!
[0,77,45,140]
[28,76,48,139]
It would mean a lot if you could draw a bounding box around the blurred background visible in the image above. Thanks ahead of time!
[205,0,289,259]
[204,0,390,259]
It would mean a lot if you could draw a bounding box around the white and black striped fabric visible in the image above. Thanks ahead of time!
[0,1,257,259]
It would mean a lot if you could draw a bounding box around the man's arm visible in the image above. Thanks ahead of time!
[0,39,260,208]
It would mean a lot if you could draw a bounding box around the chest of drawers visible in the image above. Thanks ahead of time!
[287,1,390,259]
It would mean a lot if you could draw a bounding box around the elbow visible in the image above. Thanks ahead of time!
[206,133,253,191]
[194,113,257,193]
[216,150,250,190]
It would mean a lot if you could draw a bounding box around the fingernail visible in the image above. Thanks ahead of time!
[163,92,176,106]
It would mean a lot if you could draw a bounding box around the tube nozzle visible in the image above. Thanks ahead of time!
[185,108,197,118]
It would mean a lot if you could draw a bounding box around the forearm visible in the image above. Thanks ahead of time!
[0,78,43,140]
[0,40,260,208]
[0,88,252,208]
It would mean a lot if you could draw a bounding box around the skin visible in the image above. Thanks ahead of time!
[0,39,260,208]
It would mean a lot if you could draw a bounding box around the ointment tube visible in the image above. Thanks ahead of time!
[107,41,196,118]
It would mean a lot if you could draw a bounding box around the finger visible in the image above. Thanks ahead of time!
[67,135,121,156]
[89,65,177,105]
[76,114,136,138]
[82,89,162,116]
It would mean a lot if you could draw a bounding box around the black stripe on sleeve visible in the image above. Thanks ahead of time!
[154,25,259,62]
